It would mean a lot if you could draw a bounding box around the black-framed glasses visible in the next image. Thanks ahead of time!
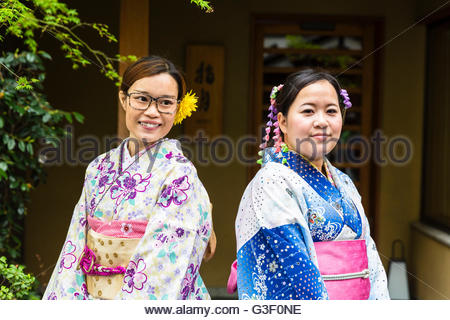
[126,92,179,114]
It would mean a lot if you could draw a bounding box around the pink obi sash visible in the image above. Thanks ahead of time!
[87,216,147,238]
[227,260,238,294]
[78,217,148,277]
[78,217,149,299]
[227,240,370,299]
[314,239,370,300]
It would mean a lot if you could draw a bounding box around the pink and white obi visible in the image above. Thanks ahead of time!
[78,216,148,299]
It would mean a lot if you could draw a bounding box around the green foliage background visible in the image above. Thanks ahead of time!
[0,0,213,300]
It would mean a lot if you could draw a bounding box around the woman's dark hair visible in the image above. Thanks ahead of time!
[120,55,186,99]
[275,69,343,116]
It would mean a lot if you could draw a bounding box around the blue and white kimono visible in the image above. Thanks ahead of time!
[235,148,389,300]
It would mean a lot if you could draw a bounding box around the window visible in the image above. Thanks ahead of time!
[249,15,382,233]
[421,17,450,231]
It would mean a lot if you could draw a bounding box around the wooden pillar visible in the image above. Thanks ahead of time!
[118,0,149,139]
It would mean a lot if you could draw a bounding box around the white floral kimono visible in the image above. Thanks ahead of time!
[235,148,389,300]
[43,138,212,300]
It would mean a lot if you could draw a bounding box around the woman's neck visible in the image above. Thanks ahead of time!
[126,139,141,157]
[311,158,325,173]
[126,137,163,157]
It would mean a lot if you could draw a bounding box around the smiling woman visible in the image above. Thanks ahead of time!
[230,69,389,300]
[119,57,184,155]
[43,56,216,300]
[277,79,343,169]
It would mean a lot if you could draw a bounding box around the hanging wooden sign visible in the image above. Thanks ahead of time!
[184,45,224,137]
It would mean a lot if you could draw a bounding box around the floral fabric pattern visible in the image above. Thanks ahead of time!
[180,263,200,300]
[96,157,116,194]
[123,258,148,293]
[157,176,190,208]
[235,148,390,300]
[111,172,152,207]
[58,241,77,273]
[43,139,212,300]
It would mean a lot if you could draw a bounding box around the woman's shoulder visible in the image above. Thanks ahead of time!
[252,160,304,188]
[154,139,207,192]
[328,162,354,184]
[84,145,121,175]
[158,139,210,203]
[242,162,302,206]
[159,139,198,172]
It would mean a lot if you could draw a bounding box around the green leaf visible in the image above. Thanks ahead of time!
[38,51,52,60]
[10,179,20,189]
[18,141,25,152]
[0,117,4,128]
[26,143,33,155]
[15,77,33,90]
[42,113,51,123]
[0,170,8,180]
[7,139,15,150]
[0,162,7,171]
[72,112,84,123]
[25,52,35,63]
[64,113,72,123]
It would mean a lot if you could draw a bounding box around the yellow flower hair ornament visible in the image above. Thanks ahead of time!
[174,90,198,125]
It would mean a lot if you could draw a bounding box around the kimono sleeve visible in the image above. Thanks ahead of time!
[42,165,93,300]
[116,163,212,300]
[236,168,328,300]
[362,213,390,299]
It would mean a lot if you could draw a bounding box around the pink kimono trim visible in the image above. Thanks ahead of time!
[227,260,238,294]
[87,216,147,239]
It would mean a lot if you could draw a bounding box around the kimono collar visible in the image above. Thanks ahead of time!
[263,147,362,239]
[262,147,336,187]
[119,138,167,175]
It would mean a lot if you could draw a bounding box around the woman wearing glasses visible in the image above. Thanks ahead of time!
[44,56,215,300]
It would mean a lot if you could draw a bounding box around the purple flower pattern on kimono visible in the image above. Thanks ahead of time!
[47,292,57,300]
[196,204,211,238]
[123,258,148,293]
[96,156,116,179]
[44,139,211,300]
[93,156,117,194]
[58,241,77,273]
[73,283,89,300]
[180,263,200,300]
[162,148,188,163]
[88,197,97,216]
[110,172,151,207]
[157,176,190,208]
[153,221,187,248]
